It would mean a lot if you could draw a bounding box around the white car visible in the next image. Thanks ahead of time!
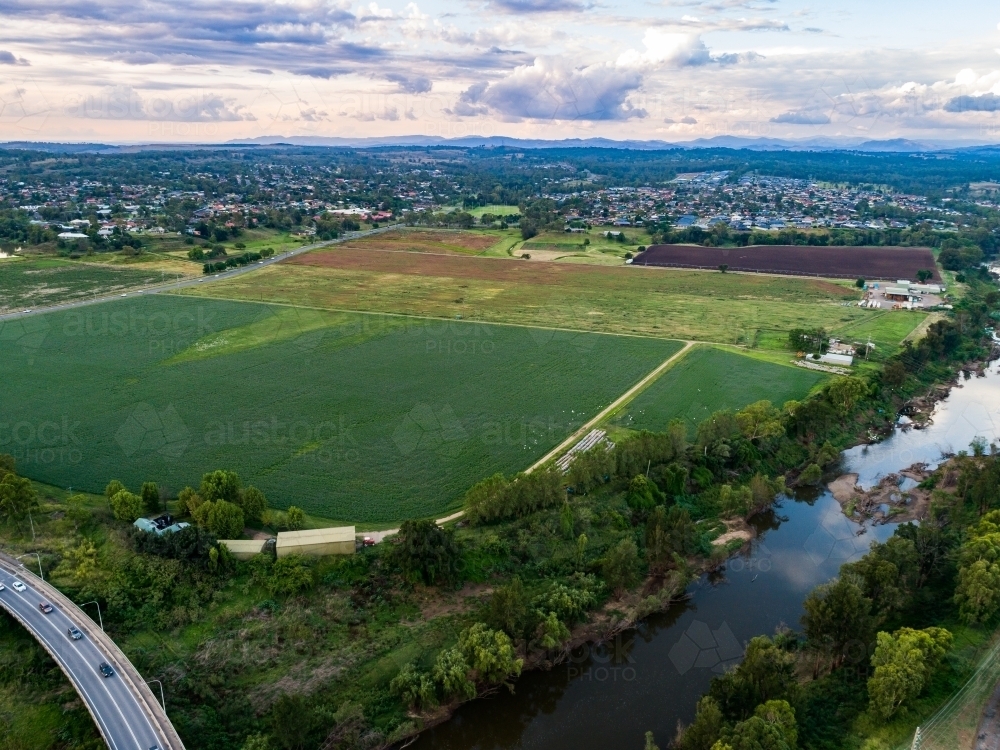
[0,583,5,591]
[12,581,26,592]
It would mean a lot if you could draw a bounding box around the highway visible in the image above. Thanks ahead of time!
[0,556,183,749]
[0,223,402,324]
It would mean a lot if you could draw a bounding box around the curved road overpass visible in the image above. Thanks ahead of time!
[0,554,185,750]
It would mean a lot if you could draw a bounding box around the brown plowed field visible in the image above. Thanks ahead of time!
[633,244,940,282]
[288,246,855,296]
[289,246,623,284]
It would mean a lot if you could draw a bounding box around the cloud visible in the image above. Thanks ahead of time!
[944,93,1000,112]
[617,31,711,68]
[385,73,433,93]
[771,109,831,124]
[67,86,255,121]
[298,107,329,121]
[616,29,760,69]
[0,50,29,66]
[292,67,349,79]
[0,0,369,75]
[453,58,645,120]
[250,68,274,75]
[487,0,587,12]
[109,50,160,64]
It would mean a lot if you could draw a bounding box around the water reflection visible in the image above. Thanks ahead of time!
[413,492,889,750]
[844,361,1000,488]
[414,370,991,749]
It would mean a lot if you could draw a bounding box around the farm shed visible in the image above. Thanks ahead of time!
[219,539,267,560]
[276,526,356,557]
[820,352,854,367]
[883,287,912,302]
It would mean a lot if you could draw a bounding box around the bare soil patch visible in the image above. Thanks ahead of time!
[634,244,940,282]
[712,517,754,546]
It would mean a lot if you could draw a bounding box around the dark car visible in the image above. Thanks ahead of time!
[67,626,83,640]
[99,662,114,678]
[38,602,53,614]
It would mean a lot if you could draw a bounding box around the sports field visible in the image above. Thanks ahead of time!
[0,295,681,523]
[0,257,183,313]
[176,242,883,344]
[610,346,828,434]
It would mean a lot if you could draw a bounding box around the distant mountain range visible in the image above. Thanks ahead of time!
[2,134,999,154]
[226,134,1000,153]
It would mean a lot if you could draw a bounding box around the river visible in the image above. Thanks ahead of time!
[412,364,1000,750]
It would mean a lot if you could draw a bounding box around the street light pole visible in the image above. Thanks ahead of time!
[16,552,43,580]
[81,600,103,631]
[146,679,166,713]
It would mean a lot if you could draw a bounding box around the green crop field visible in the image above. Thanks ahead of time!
[0,295,681,523]
[465,204,521,217]
[0,257,183,313]
[610,346,828,434]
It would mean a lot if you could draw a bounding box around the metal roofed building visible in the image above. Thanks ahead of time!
[218,539,268,560]
[276,526,356,557]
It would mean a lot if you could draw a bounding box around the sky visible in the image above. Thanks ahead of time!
[1,0,1000,144]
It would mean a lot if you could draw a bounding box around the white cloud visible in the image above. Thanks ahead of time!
[453,57,645,121]
[617,30,711,68]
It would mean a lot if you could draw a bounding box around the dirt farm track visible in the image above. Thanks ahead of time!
[633,244,941,282]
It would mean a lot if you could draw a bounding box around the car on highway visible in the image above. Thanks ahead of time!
[67,626,83,640]
[99,662,115,678]
[12,581,26,592]
[0,583,5,591]
[38,601,54,614]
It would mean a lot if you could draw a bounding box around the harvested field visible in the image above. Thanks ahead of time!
[289,245,637,283]
[633,244,941,282]
[332,229,505,256]
[179,249,888,344]
[0,257,184,313]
